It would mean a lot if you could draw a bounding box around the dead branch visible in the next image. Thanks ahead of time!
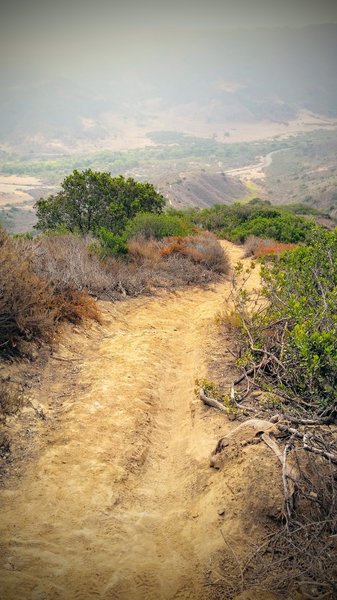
[284,415,334,426]
[261,432,283,463]
[233,356,269,386]
[277,424,337,464]
[51,356,78,362]
[282,442,294,521]
[302,443,337,465]
[199,388,227,413]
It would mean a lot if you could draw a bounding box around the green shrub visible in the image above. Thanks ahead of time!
[35,170,165,235]
[125,212,193,240]
[230,213,314,243]
[98,227,128,256]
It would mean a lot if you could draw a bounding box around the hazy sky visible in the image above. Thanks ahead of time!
[2,0,337,72]
[3,0,337,33]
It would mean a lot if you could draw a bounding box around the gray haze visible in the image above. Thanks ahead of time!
[2,0,337,69]
[1,1,337,153]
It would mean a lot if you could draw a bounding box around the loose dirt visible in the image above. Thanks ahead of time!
[0,242,282,600]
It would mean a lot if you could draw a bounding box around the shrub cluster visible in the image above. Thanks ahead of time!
[125,212,193,240]
[33,232,230,298]
[0,227,230,359]
[98,212,194,257]
[190,199,318,244]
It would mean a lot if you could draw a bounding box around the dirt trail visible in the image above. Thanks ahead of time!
[0,242,265,600]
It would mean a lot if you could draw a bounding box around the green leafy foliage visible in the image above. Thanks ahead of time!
[98,228,128,257]
[125,212,193,240]
[34,169,165,235]
[234,228,337,416]
[230,212,313,243]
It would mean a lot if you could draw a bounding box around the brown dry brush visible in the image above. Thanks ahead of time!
[0,231,229,357]
[0,232,100,357]
[0,231,57,355]
[33,233,230,299]
[159,231,231,274]
[243,235,297,259]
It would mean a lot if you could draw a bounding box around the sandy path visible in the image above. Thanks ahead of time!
[0,243,257,600]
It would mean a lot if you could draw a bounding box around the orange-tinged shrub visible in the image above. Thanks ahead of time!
[254,241,297,257]
[55,288,101,324]
[244,236,297,259]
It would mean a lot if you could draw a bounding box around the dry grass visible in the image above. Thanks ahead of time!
[0,231,102,357]
[160,232,230,274]
[32,233,229,301]
[0,231,229,357]
[127,237,161,264]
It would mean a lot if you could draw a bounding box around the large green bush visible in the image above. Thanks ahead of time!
[35,170,165,235]
[191,200,319,244]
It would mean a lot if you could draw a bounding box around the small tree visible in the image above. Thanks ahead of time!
[35,169,165,234]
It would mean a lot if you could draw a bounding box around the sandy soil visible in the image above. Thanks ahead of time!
[0,176,43,208]
[0,243,283,600]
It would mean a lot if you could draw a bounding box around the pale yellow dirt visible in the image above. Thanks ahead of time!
[0,243,281,600]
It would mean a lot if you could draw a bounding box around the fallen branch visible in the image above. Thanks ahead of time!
[284,414,334,426]
[199,388,227,413]
[302,443,337,465]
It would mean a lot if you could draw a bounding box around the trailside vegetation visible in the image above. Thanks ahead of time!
[0,227,229,359]
[230,227,337,419]
[0,228,100,358]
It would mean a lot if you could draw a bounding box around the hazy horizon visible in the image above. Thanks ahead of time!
[2,1,337,70]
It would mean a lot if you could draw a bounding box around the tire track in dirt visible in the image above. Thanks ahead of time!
[0,242,259,600]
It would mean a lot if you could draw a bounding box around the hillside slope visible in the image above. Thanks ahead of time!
[0,242,283,600]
